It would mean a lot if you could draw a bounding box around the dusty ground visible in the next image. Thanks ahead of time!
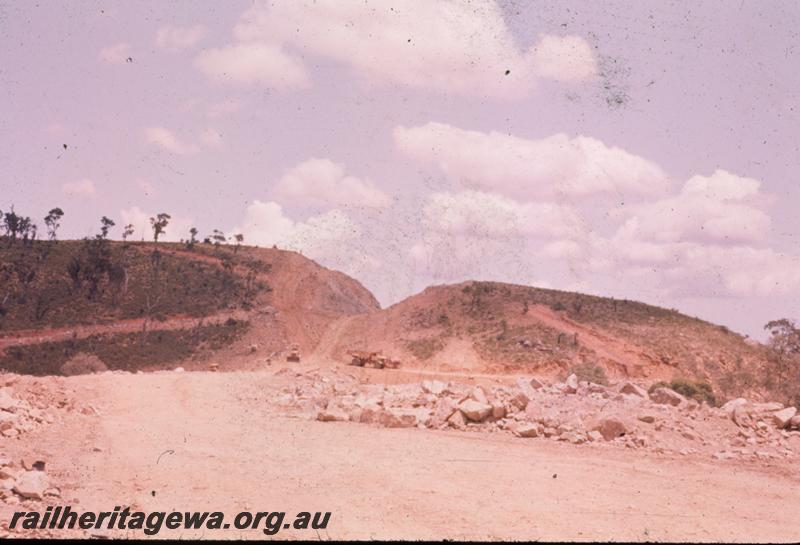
[2,367,800,541]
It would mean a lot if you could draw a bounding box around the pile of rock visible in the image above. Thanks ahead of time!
[0,384,58,439]
[0,458,58,505]
[273,369,800,461]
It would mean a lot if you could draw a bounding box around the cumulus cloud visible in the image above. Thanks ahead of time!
[194,44,309,89]
[394,122,670,200]
[98,43,131,64]
[273,158,391,209]
[232,200,359,261]
[62,178,96,197]
[155,24,207,50]
[423,190,581,239]
[616,169,772,245]
[143,127,199,155]
[198,0,596,98]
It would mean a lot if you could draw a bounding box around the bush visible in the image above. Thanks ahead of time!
[567,362,608,385]
[648,378,717,406]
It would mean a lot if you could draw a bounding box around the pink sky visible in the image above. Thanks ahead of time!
[2,0,800,339]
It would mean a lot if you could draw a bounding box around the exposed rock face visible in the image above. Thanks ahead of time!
[592,418,629,441]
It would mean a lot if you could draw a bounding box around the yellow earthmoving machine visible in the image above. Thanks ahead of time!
[348,350,400,369]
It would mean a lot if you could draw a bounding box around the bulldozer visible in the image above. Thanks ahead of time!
[348,350,400,369]
[286,343,301,363]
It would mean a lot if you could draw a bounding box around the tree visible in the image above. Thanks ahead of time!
[99,216,115,240]
[121,224,134,243]
[212,229,226,245]
[233,233,244,253]
[3,207,22,245]
[765,319,800,383]
[187,227,198,249]
[150,213,171,242]
[44,208,64,241]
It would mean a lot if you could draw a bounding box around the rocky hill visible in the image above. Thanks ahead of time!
[314,280,771,400]
[0,240,379,375]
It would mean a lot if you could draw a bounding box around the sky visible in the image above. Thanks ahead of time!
[1,0,800,339]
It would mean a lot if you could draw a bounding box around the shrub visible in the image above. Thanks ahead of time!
[567,362,609,385]
[648,378,717,406]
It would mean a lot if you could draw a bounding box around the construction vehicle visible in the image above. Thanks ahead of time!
[286,343,300,362]
[348,350,400,369]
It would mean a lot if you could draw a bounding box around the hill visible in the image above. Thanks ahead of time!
[0,239,379,374]
[313,280,770,399]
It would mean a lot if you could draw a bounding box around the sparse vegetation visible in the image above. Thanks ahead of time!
[567,362,609,385]
[0,320,249,375]
[649,379,717,407]
[406,337,445,360]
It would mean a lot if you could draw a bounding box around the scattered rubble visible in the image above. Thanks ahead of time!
[271,368,800,462]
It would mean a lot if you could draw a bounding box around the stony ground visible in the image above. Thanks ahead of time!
[1,365,800,541]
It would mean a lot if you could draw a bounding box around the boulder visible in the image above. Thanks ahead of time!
[512,422,540,438]
[447,410,467,430]
[618,382,647,398]
[508,392,530,412]
[421,380,448,396]
[13,471,49,500]
[649,387,686,407]
[592,418,629,441]
[458,399,492,422]
[470,387,489,405]
[430,399,458,428]
[565,374,579,394]
[317,407,349,422]
[379,407,429,428]
[0,389,17,411]
[637,414,656,424]
[789,415,800,430]
[490,401,506,420]
[772,407,797,429]
[721,398,748,414]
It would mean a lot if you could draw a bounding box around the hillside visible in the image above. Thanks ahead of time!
[0,239,379,374]
[313,280,770,399]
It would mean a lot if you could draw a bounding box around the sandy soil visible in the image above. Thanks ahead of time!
[3,368,800,541]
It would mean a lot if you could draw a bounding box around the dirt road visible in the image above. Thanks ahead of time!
[4,370,800,541]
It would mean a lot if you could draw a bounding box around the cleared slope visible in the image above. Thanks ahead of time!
[313,280,768,397]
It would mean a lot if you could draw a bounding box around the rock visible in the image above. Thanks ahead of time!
[649,387,686,407]
[618,382,647,398]
[379,408,429,428]
[587,430,604,442]
[561,431,586,444]
[458,399,492,422]
[2,428,19,438]
[772,407,797,429]
[508,392,530,412]
[421,380,448,396]
[490,401,506,420]
[470,387,489,405]
[316,407,349,422]
[357,405,383,425]
[0,477,14,490]
[0,389,17,411]
[0,466,21,480]
[447,410,467,430]
[592,418,629,441]
[789,415,800,430]
[13,471,49,500]
[174,367,185,373]
[565,374,579,394]
[512,422,540,438]
[637,415,656,424]
[721,398,748,414]
[430,398,458,428]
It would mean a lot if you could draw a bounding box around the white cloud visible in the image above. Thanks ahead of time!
[143,127,199,155]
[395,122,671,200]
[423,190,581,239]
[98,43,131,64]
[119,206,194,243]
[233,200,359,260]
[199,128,224,148]
[199,1,596,98]
[155,24,207,50]
[194,44,309,89]
[617,169,772,245]
[273,158,391,209]
[62,178,96,197]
